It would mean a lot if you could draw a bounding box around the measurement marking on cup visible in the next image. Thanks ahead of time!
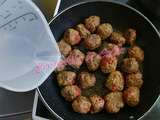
[9,26,16,31]
[22,16,26,21]
[0,12,38,30]
[29,18,34,21]
[18,0,22,4]
[9,24,12,27]
[0,0,7,7]
[0,14,3,18]
[5,10,10,13]
[19,6,23,9]
[4,13,12,19]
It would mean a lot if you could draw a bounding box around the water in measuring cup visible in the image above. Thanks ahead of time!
[0,32,60,83]
[0,33,37,82]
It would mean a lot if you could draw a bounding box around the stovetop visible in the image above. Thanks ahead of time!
[33,0,160,120]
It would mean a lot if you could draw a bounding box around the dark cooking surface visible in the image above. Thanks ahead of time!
[59,0,160,31]
[36,0,160,120]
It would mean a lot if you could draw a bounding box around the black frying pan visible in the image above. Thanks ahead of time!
[37,1,160,120]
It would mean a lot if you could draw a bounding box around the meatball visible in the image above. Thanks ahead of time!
[57,71,76,87]
[106,43,124,56]
[123,87,140,107]
[85,16,100,33]
[78,72,96,89]
[58,40,72,57]
[121,58,139,73]
[64,28,81,45]
[105,43,118,51]
[89,95,105,114]
[105,71,124,92]
[85,52,101,71]
[100,43,122,57]
[61,85,81,102]
[124,28,136,45]
[100,56,118,73]
[66,49,85,69]
[110,32,126,46]
[76,24,91,39]
[72,96,91,114]
[55,60,66,72]
[128,46,144,62]
[104,92,124,113]
[126,72,143,88]
[97,23,113,40]
[84,34,102,50]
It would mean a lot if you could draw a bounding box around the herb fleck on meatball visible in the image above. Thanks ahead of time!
[85,16,100,33]
[128,46,144,62]
[66,49,85,69]
[85,52,101,71]
[89,95,105,114]
[105,71,124,92]
[126,72,143,88]
[61,85,81,102]
[110,32,126,46]
[104,92,124,113]
[97,23,113,40]
[121,58,139,73]
[76,24,91,39]
[72,96,91,114]
[84,34,102,50]
[58,39,72,57]
[78,72,96,89]
[100,56,117,73]
[124,28,136,45]
[64,28,81,45]
[57,71,76,87]
[123,87,140,107]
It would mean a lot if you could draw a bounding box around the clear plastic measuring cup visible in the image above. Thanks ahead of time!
[0,0,61,92]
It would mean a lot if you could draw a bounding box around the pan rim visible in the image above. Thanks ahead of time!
[37,0,160,120]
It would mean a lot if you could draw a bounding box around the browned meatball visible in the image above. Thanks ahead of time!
[84,34,102,50]
[89,95,105,114]
[85,16,100,33]
[110,32,126,46]
[58,40,72,57]
[105,43,118,51]
[99,43,115,55]
[55,60,66,72]
[126,72,143,88]
[85,52,101,71]
[100,56,117,73]
[105,71,124,92]
[105,43,123,57]
[104,92,124,113]
[72,96,91,114]
[57,71,76,87]
[61,85,81,102]
[124,28,136,45]
[64,28,81,45]
[100,43,122,57]
[128,46,144,62]
[97,23,113,40]
[78,72,96,89]
[76,24,91,39]
[123,87,140,107]
[121,58,139,73]
[66,49,85,69]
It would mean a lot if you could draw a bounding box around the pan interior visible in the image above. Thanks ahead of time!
[39,1,160,120]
